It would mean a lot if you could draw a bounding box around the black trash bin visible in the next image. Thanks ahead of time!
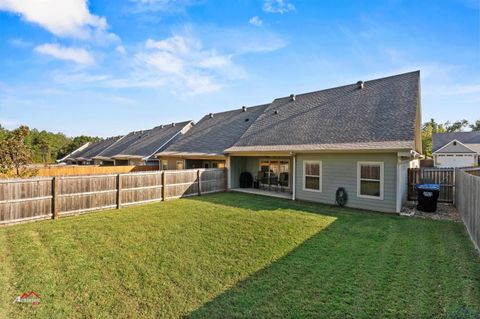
[415,184,440,212]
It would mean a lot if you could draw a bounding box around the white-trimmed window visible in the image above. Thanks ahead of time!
[357,162,384,200]
[176,160,184,170]
[161,160,168,170]
[303,161,322,192]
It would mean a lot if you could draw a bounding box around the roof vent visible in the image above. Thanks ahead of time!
[209,113,214,118]
[160,125,164,128]
[172,122,175,127]
[245,118,249,122]
[274,110,279,115]
[242,106,247,112]
[357,81,364,89]
[289,94,296,101]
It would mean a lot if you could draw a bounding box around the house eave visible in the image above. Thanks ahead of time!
[156,151,227,160]
[111,155,145,160]
[225,141,415,154]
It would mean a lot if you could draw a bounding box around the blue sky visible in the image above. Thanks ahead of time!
[0,0,479,137]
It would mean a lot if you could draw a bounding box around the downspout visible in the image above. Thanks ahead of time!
[292,153,296,201]
[396,156,401,213]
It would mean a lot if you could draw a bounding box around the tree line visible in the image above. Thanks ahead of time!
[0,124,101,176]
[422,119,480,158]
[1,118,479,177]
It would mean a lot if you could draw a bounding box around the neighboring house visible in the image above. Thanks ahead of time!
[223,71,422,213]
[67,136,124,165]
[94,121,193,166]
[156,105,268,170]
[432,132,480,167]
[56,142,91,164]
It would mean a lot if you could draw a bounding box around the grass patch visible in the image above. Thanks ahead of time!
[1,192,479,318]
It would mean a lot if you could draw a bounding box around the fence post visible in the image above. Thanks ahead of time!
[162,171,166,201]
[224,168,228,191]
[452,168,456,206]
[51,177,58,220]
[197,169,202,196]
[116,174,122,209]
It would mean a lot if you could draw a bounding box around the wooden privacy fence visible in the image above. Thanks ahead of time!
[35,165,158,177]
[0,168,226,225]
[408,168,454,203]
[456,168,480,251]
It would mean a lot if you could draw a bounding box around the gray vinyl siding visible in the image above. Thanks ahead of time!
[398,160,409,210]
[295,153,398,213]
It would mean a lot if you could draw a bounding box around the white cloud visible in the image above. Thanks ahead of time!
[116,45,126,54]
[43,27,287,94]
[135,35,238,93]
[9,38,33,48]
[34,43,94,65]
[249,16,263,27]
[0,0,118,42]
[129,0,199,13]
[263,0,295,13]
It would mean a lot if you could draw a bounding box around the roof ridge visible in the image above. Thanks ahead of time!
[199,103,271,119]
[272,70,420,102]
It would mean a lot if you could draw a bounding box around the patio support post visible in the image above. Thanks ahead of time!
[225,156,231,190]
[292,153,296,200]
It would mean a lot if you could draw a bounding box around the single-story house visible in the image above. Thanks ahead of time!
[67,136,124,165]
[156,105,268,170]
[432,132,480,167]
[94,121,193,166]
[223,71,422,213]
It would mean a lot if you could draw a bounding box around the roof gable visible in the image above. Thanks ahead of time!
[230,71,420,150]
[432,131,480,152]
[433,139,477,154]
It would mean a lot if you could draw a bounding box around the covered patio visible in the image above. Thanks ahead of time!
[228,154,294,199]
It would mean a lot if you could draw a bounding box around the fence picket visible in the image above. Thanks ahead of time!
[408,168,455,203]
[456,169,480,251]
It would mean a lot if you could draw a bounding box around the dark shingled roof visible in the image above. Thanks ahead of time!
[228,71,420,152]
[74,136,123,160]
[159,104,269,156]
[97,121,191,159]
[111,121,192,159]
[432,132,480,153]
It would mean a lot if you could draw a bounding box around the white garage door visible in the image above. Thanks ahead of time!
[436,154,475,168]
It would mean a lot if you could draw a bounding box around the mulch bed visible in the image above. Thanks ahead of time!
[401,202,462,222]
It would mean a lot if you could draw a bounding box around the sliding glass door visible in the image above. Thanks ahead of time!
[259,159,290,188]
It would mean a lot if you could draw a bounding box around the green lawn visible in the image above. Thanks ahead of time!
[0,193,479,318]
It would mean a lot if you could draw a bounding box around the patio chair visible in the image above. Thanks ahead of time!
[270,176,279,192]
[258,171,269,191]
[279,172,289,192]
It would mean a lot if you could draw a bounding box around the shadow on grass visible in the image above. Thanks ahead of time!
[184,192,480,318]
[188,191,396,219]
